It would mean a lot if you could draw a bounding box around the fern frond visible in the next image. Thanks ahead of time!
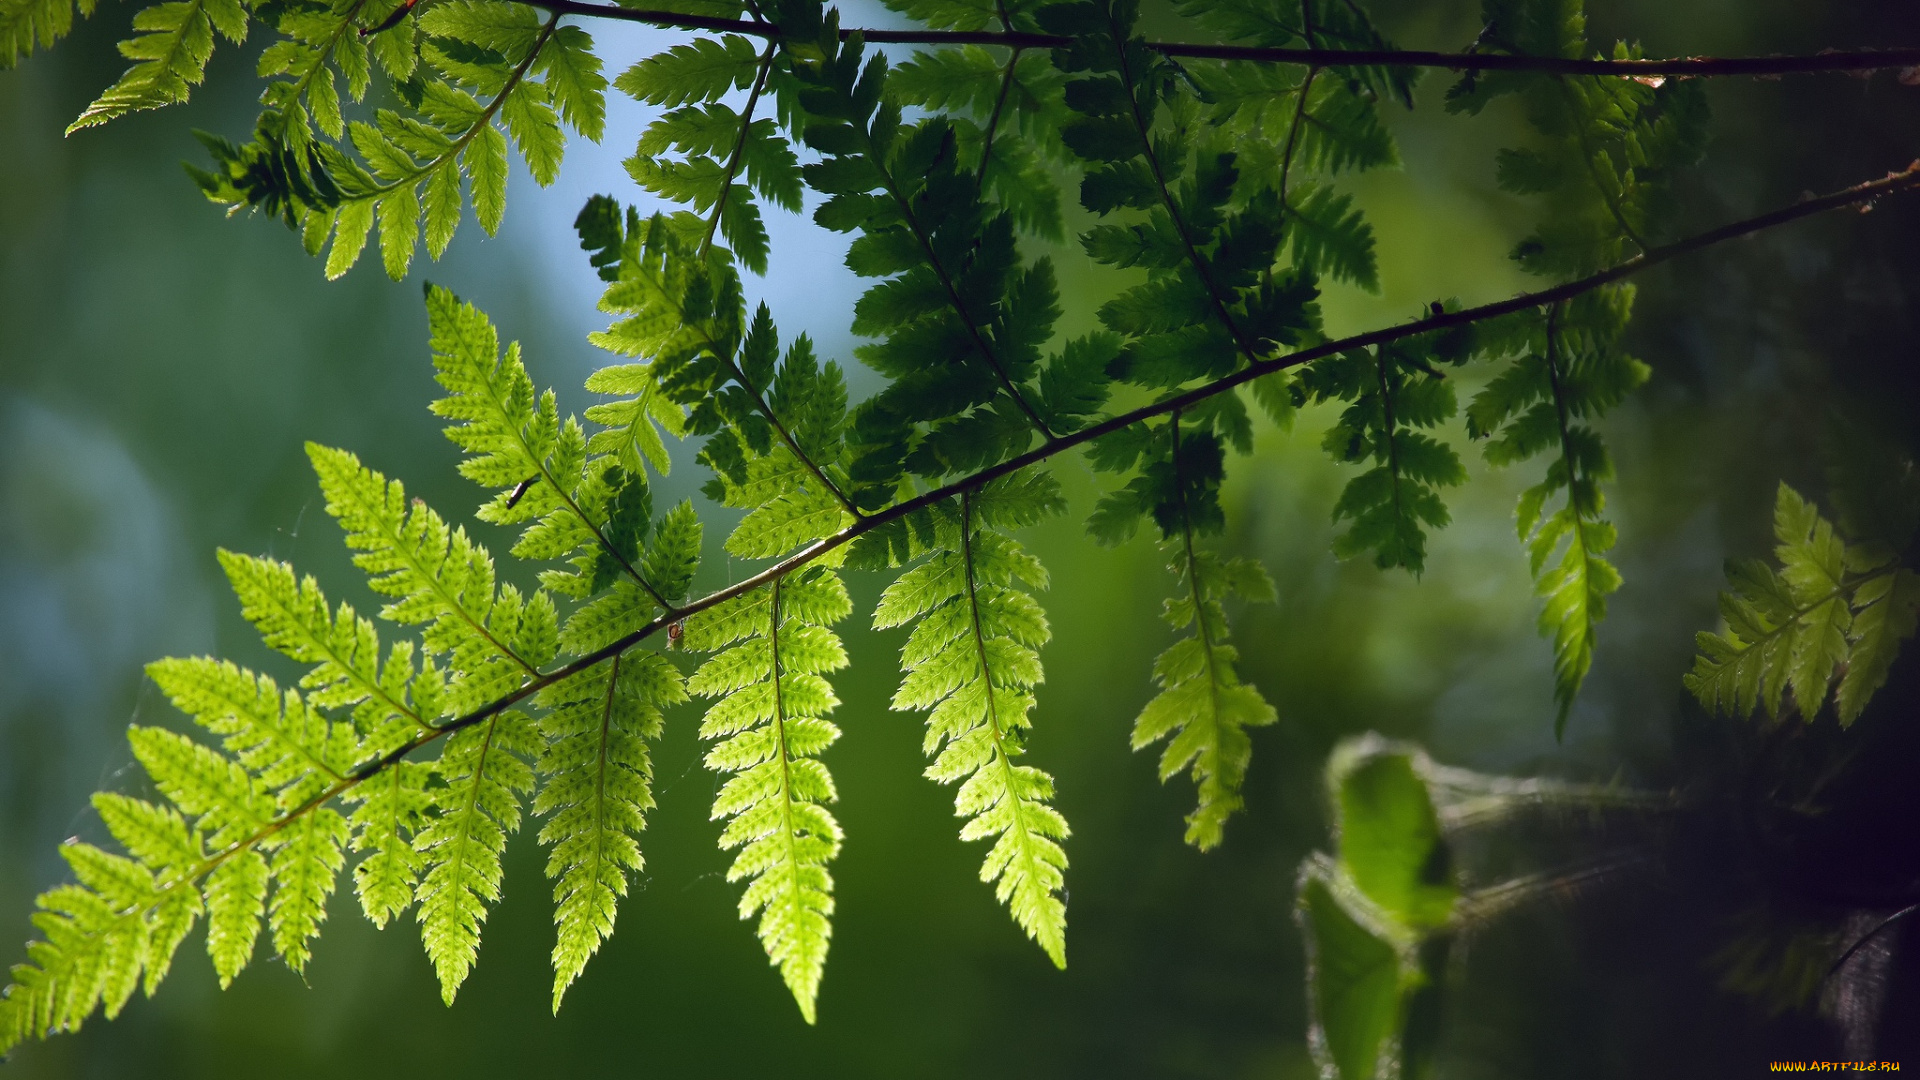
[875,475,1070,966]
[1685,483,1919,725]
[190,4,596,280]
[1305,339,1467,573]
[414,709,541,1004]
[535,651,685,1010]
[1134,540,1278,850]
[425,284,681,617]
[216,549,429,750]
[781,14,1065,475]
[344,759,432,928]
[1,0,96,68]
[614,33,760,109]
[307,442,553,711]
[67,0,250,132]
[1452,15,1710,276]
[144,657,359,807]
[1286,183,1378,291]
[686,570,850,1022]
[1467,300,1644,731]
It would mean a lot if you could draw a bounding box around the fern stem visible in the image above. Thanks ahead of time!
[320,160,1920,799]
[1370,349,1408,556]
[699,42,778,261]
[591,654,619,879]
[503,2,1920,79]
[1276,65,1319,214]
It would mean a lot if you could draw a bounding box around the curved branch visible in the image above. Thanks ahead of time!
[506,2,1920,79]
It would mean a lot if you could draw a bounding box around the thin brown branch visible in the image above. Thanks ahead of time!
[514,1,1920,78]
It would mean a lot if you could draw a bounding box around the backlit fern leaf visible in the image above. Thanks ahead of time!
[306,442,554,713]
[535,651,685,1009]
[414,709,541,1003]
[1135,542,1277,849]
[1,0,95,67]
[67,0,250,132]
[190,1,606,281]
[1686,484,1920,726]
[685,569,850,1022]
[1467,296,1645,732]
[142,658,357,970]
[216,549,429,752]
[874,474,1070,966]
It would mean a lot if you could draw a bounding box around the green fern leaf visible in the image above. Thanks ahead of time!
[535,24,606,141]
[144,656,359,809]
[1,0,97,67]
[1839,567,1920,724]
[216,549,427,750]
[267,809,349,972]
[535,651,684,1010]
[875,479,1070,966]
[614,34,759,108]
[306,442,546,712]
[344,760,432,928]
[203,849,268,987]
[1685,483,1915,723]
[67,0,249,132]
[1133,542,1278,850]
[685,569,850,1022]
[414,710,541,1004]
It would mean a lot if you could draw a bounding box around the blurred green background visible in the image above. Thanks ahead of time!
[3,0,1917,1076]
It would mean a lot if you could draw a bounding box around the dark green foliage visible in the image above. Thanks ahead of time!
[777,3,1072,487]
[1450,0,1710,276]
[1,0,96,67]
[1467,292,1644,732]
[184,0,611,281]
[1686,484,1920,726]
[1132,541,1277,849]
[8,0,1909,1060]
[1301,334,1469,574]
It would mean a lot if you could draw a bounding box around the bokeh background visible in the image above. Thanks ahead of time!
[3,0,1918,1076]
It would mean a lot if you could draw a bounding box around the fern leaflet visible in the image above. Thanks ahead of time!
[874,475,1071,965]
